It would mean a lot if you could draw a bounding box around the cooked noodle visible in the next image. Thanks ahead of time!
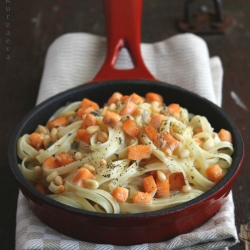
[17,92,233,214]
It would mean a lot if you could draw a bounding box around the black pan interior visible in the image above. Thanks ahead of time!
[8,80,244,218]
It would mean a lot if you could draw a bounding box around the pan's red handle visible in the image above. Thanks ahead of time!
[92,0,156,82]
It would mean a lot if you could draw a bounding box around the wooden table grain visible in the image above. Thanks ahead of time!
[1,1,249,249]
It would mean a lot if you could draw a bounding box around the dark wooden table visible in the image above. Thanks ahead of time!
[1,1,249,249]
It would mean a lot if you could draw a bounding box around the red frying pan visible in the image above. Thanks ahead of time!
[8,0,244,245]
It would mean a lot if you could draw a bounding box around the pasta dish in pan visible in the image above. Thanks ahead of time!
[17,92,233,214]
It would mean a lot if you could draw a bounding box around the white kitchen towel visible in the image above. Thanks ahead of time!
[16,33,238,250]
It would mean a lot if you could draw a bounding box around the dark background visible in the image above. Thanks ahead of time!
[1,1,250,249]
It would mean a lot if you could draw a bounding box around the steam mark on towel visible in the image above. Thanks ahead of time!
[230,91,248,111]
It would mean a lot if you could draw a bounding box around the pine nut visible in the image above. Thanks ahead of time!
[67,115,75,123]
[54,185,65,194]
[34,166,43,180]
[37,125,48,135]
[87,125,100,135]
[129,139,136,145]
[50,128,58,143]
[173,133,184,142]
[202,139,214,151]
[179,149,190,159]
[46,171,59,183]
[178,142,183,151]
[109,103,116,111]
[38,149,45,154]
[63,111,75,117]
[97,131,108,143]
[151,101,160,114]
[135,107,144,116]
[165,148,172,157]
[181,185,192,193]
[100,159,107,166]
[75,152,84,160]
[44,135,51,148]
[157,170,166,182]
[85,179,99,189]
[83,164,96,173]
[56,126,63,132]
[54,175,64,186]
